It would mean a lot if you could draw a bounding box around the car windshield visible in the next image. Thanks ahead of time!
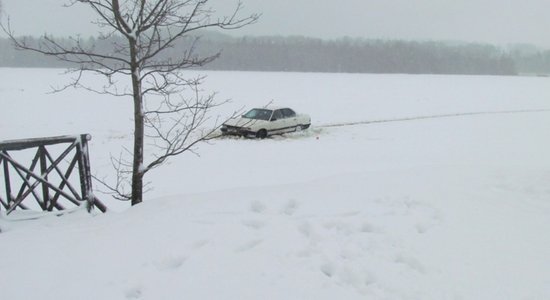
[242,109,272,121]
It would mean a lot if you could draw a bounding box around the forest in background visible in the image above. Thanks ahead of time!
[0,32,549,76]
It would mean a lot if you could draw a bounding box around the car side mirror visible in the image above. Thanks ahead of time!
[271,118,277,122]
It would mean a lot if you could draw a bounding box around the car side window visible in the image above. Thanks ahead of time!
[259,110,272,120]
[272,110,284,121]
[282,108,296,118]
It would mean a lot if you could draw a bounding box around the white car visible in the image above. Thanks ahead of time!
[221,107,311,138]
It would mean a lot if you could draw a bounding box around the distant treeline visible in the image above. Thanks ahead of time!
[510,49,550,75]
[198,36,516,75]
[1,33,549,75]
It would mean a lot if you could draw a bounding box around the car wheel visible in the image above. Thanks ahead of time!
[256,129,267,139]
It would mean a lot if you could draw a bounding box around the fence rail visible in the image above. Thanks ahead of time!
[0,134,107,214]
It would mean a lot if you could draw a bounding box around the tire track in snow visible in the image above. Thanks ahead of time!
[319,108,550,129]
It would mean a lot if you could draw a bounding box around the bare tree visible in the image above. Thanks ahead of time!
[2,0,258,206]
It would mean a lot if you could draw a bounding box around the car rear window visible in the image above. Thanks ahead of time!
[282,108,296,118]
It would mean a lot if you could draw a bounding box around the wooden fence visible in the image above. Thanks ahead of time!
[0,134,107,214]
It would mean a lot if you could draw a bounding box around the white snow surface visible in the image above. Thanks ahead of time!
[1,69,550,299]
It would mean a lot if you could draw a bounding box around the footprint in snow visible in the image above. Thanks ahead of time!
[250,200,267,213]
[320,262,336,278]
[125,286,143,299]
[155,256,186,271]
[297,222,314,238]
[415,222,432,234]
[360,221,379,233]
[281,199,299,216]
[242,219,266,229]
[336,211,361,217]
[394,254,426,274]
[192,239,210,249]
[235,239,264,252]
[323,220,354,235]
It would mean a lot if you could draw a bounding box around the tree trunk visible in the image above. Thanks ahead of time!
[130,39,144,206]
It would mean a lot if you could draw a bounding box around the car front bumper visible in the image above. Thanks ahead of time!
[221,125,254,137]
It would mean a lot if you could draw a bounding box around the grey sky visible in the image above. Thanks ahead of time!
[2,0,550,48]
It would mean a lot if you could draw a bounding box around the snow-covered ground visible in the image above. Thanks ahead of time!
[1,69,550,299]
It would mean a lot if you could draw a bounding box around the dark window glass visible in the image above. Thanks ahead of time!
[282,108,296,118]
[243,109,273,121]
[272,110,284,120]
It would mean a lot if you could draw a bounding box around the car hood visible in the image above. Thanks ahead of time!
[224,117,266,128]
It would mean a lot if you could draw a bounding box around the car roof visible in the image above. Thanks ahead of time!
[253,106,289,111]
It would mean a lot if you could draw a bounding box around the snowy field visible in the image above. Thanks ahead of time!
[1,68,550,299]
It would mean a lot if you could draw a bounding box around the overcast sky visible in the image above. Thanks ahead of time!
[2,0,550,48]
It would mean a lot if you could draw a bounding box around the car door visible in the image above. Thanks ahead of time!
[269,109,286,134]
[282,108,298,132]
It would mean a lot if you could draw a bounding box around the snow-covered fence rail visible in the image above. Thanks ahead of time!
[0,134,106,214]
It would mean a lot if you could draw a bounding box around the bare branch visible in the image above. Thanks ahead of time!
[4,0,258,205]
